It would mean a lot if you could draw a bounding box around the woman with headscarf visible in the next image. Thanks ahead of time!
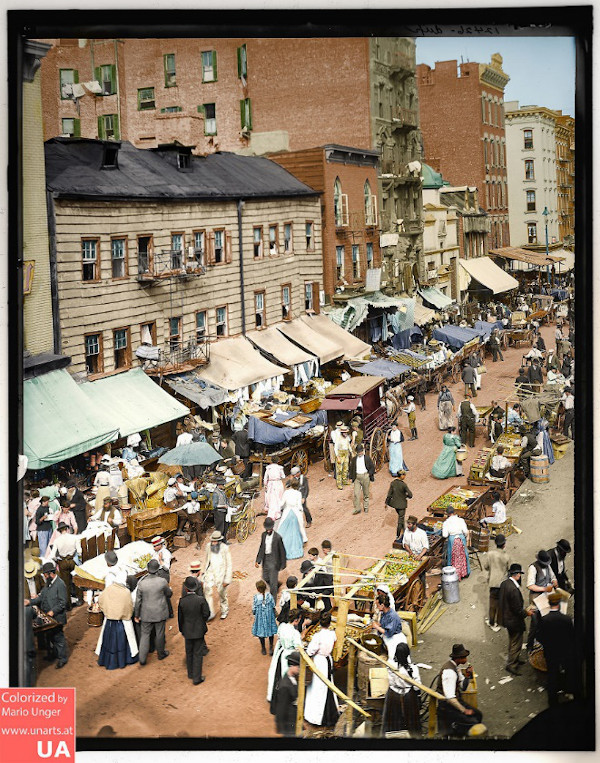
[275,478,307,560]
[267,608,303,713]
[382,642,422,735]
[304,611,340,727]
[534,417,555,465]
[437,386,455,431]
[95,578,139,670]
[388,422,408,475]
[48,498,78,546]
[263,457,286,521]
[431,427,463,480]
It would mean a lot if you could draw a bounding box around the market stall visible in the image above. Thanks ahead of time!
[72,540,155,592]
[426,484,491,524]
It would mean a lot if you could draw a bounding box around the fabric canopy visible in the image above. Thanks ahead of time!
[489,247,565,267]
[195,336,288,391]
[165,374,231,409]
[552,249,574,272]
[299,314,371,360]
[248,410,327,445]
[246,326,317,367]
[474,320,504,337]
[351,358,411,379]
[159,442,221,466]
[277,318,343,364]
[418,286,454,309]
[79,367,189,438]
[459,257,519,294]
[413,302,437,326]
[432,324,486,351]
[327,292,414,334]
[24,369,119,470]
[325,375,386,397]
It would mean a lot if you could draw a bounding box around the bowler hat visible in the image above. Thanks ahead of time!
[536,550,551,566]
[287,651,301,667]
[210,530,224,542]
[41,562,56,574]
[147,559,160,574]
[494,534,506,547]
[450,643,470,659]
[57,522,69,531]
[300,560,314,574]
[508,563,524,575]
[184,576,199,592]
[556,539,571,553]
[105,551,118,566]
[264,518,275,529]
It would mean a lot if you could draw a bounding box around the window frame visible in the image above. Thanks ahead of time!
[237,44,248,78]
[281,283,292,321]
[268,224,279,256]
[283,222,293,254]
[195,310,207,343]
[84,332,104,376]
[81,238,100,283]
[192,230,206,269]
[253,226,263,259]
[137,235,153,275]
[254,290,267,329]
[213,228,225,264]
[168,316,182,350]
[305,220,314,251]
[526,190,536,212]
[113,326,131,371]
[240,97,252,131]
[523,129,534,150]
[170,232,185,270]
[215,305,228,337]
[140,321,157,346]
[110,236,128,280]
[164,53,176,88]
[201,50,218,83]
[61,117,80,138]
[137,87,156,111]
[59,68,78,99]
[527,222,538,244]
[98,113,120,141]
[201,102,217,135]
[336,245,345,281]
[366,242,374,269]
[352,244,360,279]
[524,159,535,181]
[95,64,116,96]
[304,282,314,312]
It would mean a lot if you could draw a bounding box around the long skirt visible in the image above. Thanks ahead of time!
[445,533,470,579]
[431,446,457,479]
[540,429,555,465]
[95,619,139,670]
[382,687,421,734]
[265,480,284,521]
[438,401,454,430]
[276,509,304,560]
[389,441,408,475]
[267,644,296,712]
[304,654,340,726]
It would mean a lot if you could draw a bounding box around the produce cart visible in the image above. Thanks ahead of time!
[127,505,178,544]
[249,429,325,483]
[72,540,156,592]
[507,328,534,348]
[320,376,389,472]
[426,484,491,523]
[467,447,518,500]
[194,476,259,544]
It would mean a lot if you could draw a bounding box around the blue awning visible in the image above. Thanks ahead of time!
[418,286,454,309]
[474,320,504,337]
[350,358,411,379]
[432,324,486,351]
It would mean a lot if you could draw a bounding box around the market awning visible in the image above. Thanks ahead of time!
[277,318,343,364]
[351,358,411,379]
[459,257,519,294]
[318,398,361,411]
[489,247,565,267]
[432,324,486,351]
[474,320,504,337]
[24,369,119,470]
[418,286,454,309]
[79,367,189,437]
[551,248,574,272]
[246,325,317,367]
[194,336,288,390]
[299,314,371,360]
[325,375,386,396]
[413,302,437,326]
[165,374,231,410]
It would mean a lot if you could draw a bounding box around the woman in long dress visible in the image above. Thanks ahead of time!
[437,386,455,430]
[48,500,78,546]
[263,457,286,521]
[442,509,471,579]
[382,642,422,735]
[95,580,139,670]
[268,608,303,713]
[388,423,408,475]
[304,612,340,727]
[431,428,462,479]
[535,417,555,465]
[275,479,307,560]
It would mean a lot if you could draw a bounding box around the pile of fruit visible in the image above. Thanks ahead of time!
[133,553,153,570]
[430,493,466,512]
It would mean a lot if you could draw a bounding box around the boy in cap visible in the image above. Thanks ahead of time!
[482,534,509,632]
[178,576,211,685]
[435,643,485,736]
[402,396,418,440]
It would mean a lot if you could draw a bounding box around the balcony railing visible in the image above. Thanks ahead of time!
[391,106,418,128]
[137,248,206,282]
[139,336,212,374]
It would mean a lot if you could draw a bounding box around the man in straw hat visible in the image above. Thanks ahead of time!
[525,550,557,653]
[203,530,233,620]
[498,563,536,676]
[49,522,81,609]
[25,562,69,668]
[536,591,575,706]
[178,577,211,685]
[435,643,485,736]
[134,558,173,665]
[23,557,44,599]
[333,424,352,489]
[402,396,418,440]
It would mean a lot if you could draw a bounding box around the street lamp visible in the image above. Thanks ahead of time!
[542,206,550,283]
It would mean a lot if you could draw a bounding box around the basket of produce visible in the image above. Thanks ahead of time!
[300,397,323,414]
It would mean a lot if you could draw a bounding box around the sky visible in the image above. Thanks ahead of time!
[416,36,576,116]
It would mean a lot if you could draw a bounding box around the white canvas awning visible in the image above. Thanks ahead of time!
[195,337,288,391]
[299,313,372,361]
[246,326,317,367]
[460,256,519,294]
[413,301,437,326]
[277,318,343,364]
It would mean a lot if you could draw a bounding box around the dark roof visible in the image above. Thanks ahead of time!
[44,138,319,201]
[23,352,71,379]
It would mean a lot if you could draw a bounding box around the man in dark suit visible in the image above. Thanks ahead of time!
[178,576,211,685]
[290,466,311,527]
[66,482,89,533]
[536,592,575,705]
[25,562,69,668]
[349,444,376,515]
[232,427,252,479]
[134,559,173,665]
[527,358,544,393]
[498,563,535,676]
[385,471,413,537]
[547,539,573,593]
[255,518,287,595]
[275,650,301,736]
[461,362,477,398]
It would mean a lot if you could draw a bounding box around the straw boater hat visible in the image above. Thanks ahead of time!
[340,425,350,433]
[210,530,224,542]
[189,560,202,572]
[24,559,40,579]
[151,536,165,548]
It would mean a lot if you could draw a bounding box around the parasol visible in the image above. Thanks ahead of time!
[158,442,222,467]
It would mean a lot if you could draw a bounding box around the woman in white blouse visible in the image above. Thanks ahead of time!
[382,642,422,735]
[303,612,340,727]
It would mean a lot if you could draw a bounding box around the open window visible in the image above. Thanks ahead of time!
[85,333,104,375]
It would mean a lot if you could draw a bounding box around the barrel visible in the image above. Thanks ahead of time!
[441,566,460,604]
[87,607,104,627]
[471,526,490,552]
[530,455,549,483]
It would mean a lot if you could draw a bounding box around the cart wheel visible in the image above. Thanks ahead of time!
[369,427,386,472]
[236,518,249,544]
[291,448,309,475]
[247,505,257,534]
[404,578,426,612]
[323,437,333,473]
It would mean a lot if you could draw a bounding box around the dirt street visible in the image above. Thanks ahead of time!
[35,324,573,739]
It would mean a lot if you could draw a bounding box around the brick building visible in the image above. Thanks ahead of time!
[39,36,423,295]
[270,145,381,299]
[417,54,510,249]
[555,112,575,247]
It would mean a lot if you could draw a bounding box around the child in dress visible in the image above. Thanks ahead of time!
[252,579,278,655]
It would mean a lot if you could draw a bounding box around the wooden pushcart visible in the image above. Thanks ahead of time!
[426,484,491,523]
[127,505,178,544]
[250,429,325,484]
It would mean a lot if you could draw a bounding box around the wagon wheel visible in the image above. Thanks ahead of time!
[369,426,387,472]
[403,578,426,613]
[236,517,249,544]
[323,437,333,473]
[247,504,257,535]
[291,447,309,474]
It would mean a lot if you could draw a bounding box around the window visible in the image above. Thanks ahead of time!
[140,321,156,345]
[253,227,263,258]
[196,311,207,342]
[216,306,227,337]
[111,238,126,278]
[237,44,248,78]
[283,223,292,253]
[201,103,216,135]
[525,160,535,180]
[95,64,116,96]
[61,117,80,137]
[177,152,191,170]
[305,221,314,250]
[85,333,103,375]
[366,242,374,268]
[161,106,182,114]
[169,317,182,350]
[481,94,487,123]
[97,114,120,140]
[202,50,217,82]
[101,144,119,169]
[336,246,345,281]
[82,239,99,282]
[526,190,536,212]
[59,69,78,99]
[352,245,360,279]
[333,178,348,226]
[193,231,205,266]
[527,222,537,244]
[364,181,377,225]
[269,225,279,255]
[305,283,314,312]
[240,98,252,130]
[524,129,533,149]
[255,291,266,329]
[138,87,155,111]
[113,327,130,370]
[164,53,176,87]
[137,236,152,274]
[281,284,291,320]
[214,230,224,263]
[483,139,488,165]
[171,234,184,270]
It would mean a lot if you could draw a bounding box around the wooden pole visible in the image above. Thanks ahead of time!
[295,654,307,737]
[345,643,357,736]
[298,647,370,718]
[332,552,342,605]
[334,598,350,663]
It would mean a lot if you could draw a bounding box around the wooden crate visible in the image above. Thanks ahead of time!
[127,505,177,542]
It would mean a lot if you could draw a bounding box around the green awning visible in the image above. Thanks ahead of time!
[79,368,189,438]
[418,286,454,309]
[24,369,119,470]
